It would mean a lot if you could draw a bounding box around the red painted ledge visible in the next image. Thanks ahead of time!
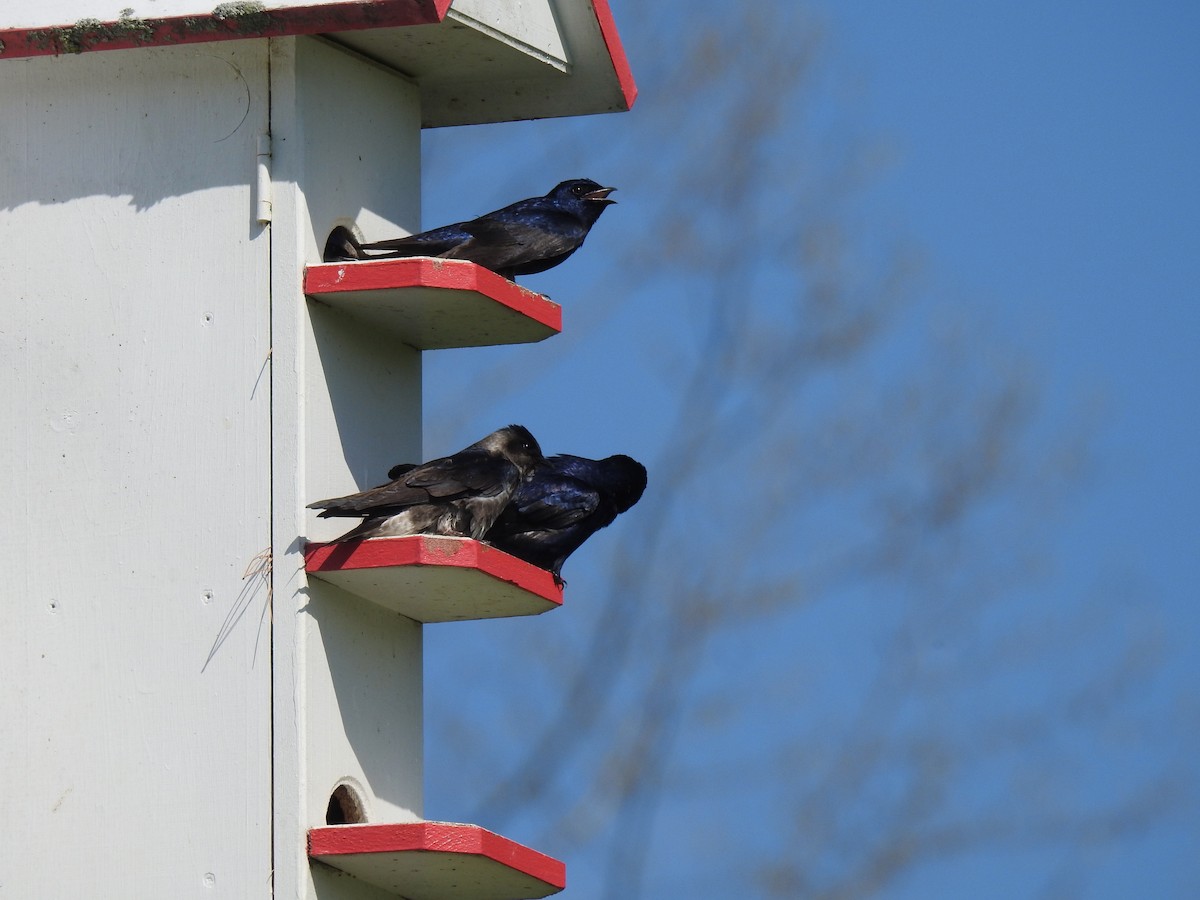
[0,1,451,59]
[310,822,565,899]
[592,0,637,111]
[304,258,561,350]
[305,535,563,622]
[305,257,561,332]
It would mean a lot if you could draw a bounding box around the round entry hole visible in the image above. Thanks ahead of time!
[326,783,366,825]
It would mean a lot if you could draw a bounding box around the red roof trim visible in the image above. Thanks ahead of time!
[0,1,451,59]
[309,821,567,888]
[591,0,637,109]
[304,535,564,605]
[304,257,563,335]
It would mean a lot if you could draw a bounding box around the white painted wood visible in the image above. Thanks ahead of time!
[450,0,568,68]
[268,35,425,900]
[417,0,633,127]
[314,845,563,899]
[0,41,272,897]
[311,863,402,900]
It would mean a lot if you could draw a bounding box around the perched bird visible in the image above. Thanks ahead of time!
[322,178,617,280]
[483,453,648,584]
[308,425,544,543]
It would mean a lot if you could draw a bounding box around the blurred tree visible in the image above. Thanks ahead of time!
[419,3,1185,897]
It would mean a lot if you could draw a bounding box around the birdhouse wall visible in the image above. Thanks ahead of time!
[0,41,274,896]
[0,32,427,899]
[266,36,426,900]
[0,0,628,889]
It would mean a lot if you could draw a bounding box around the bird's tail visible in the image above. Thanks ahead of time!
[323,225,365,262]
[324,518,386,542]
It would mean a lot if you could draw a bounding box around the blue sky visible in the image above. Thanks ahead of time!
[827,2,1200,610]
[419,3,1198,896]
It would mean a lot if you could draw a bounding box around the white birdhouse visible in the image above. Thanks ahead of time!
[0,3,633,897]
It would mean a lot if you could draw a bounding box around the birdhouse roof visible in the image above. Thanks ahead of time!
[0,0,635,126]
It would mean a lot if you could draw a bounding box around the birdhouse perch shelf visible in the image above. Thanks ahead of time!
[304,535,563,622]
[309,821,566,899]
[304,258,562,350]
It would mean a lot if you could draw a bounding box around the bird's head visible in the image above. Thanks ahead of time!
[552,179,617,219]
[602,455,648,513]
[492,424,545,472]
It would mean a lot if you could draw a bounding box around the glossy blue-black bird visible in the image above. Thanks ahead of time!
[309,425,544,543]
[481,453,648,585]
[323,178,617,280]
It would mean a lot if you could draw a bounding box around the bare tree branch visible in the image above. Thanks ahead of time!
[418,3,1188,897]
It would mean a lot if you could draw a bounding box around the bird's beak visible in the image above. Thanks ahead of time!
[584,186,617,204]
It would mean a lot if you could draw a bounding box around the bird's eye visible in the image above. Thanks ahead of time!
[572,184,587,196]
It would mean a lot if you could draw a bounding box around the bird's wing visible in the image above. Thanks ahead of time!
[307,477,433,515]
[307,468,444,511]
[307,454,499,516]
[453,213,587,271]
[359,223,473,257]
[509,481,600,529]
[403,452,514,499]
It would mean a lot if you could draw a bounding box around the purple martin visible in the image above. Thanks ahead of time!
[322,179,617,280]
[308,425,544,543]
[483,453,647,584]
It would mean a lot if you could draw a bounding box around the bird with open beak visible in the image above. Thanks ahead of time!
[324,178,617,282]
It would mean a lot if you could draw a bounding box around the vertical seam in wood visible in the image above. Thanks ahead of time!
[264,36,277,900]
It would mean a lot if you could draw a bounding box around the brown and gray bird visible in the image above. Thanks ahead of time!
[308,425,544,543]
[323,178,617,281]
